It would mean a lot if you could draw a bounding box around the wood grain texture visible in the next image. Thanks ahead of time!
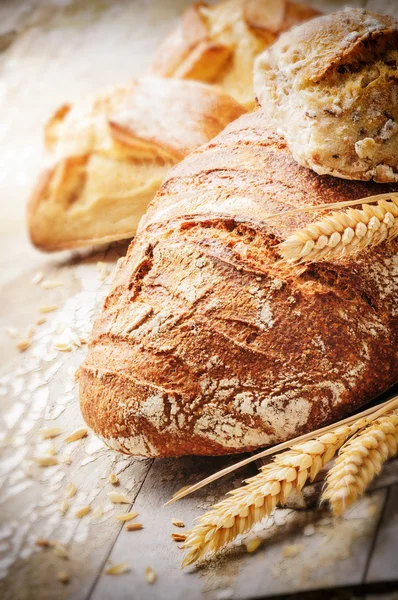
[366,484,398,584]
[231,490,388,598]
[92,481,389,599]
[91,456,256,600]
[0,245,154,600]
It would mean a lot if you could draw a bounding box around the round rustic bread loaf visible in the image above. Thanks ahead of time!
[254,9,398,183]
[79,110,398,457]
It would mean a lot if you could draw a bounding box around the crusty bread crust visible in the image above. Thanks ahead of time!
[149,3,210,78]
[150,0,320,108]
[254,9,398,183]
[27,77,246,251]
[79,110,398,458]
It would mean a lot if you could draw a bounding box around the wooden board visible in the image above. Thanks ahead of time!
[92,456,257,600]
[0,1,398,599]
[366,485,398,585]
[92,487,390,600]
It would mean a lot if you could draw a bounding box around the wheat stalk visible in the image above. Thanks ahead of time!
[169,397,398,506]
[278,195,398,264]
[322,410,398,516]
[182,418,372,567]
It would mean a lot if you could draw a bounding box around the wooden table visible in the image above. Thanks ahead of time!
[0,1,397,599]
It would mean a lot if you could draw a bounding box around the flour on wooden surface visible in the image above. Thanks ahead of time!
[0,244,137,580]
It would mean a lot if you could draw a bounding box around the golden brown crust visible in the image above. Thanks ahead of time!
[150,3,232,83]
[244,0,318,36]
[150,3,209,78]
[150,0,320,107]
[45,104,71,151]
[171,42,232,83]
[27,77,246,251]
[79,111,398,458]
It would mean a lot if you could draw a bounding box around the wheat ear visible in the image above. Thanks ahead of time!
[182,419,369,567]
[169,397,398,506]
[279,195,398,264]
[322,410,398,516]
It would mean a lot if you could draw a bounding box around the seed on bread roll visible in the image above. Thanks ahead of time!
[254,9,398,183]
[79,111,398,458]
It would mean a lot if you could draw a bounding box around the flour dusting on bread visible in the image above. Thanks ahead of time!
[80,9,398,458]
[80,110,398,457]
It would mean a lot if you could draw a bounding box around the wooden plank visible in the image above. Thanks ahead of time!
[0,247,154,600]
[91,469,388,600]
[90,456,257,600]
[370,458,398,491]
[230,489,388,598]
[0,458,153,600]
[366,485,398,585]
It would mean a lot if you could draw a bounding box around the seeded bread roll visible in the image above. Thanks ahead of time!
[27,77,245,251]
[254,9,398,183]
[79,110,398,458]
[150,0,320,108]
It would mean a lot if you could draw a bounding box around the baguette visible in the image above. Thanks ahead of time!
[150,0,320,108]
[79,109,398,457]
[27,76,245,251]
